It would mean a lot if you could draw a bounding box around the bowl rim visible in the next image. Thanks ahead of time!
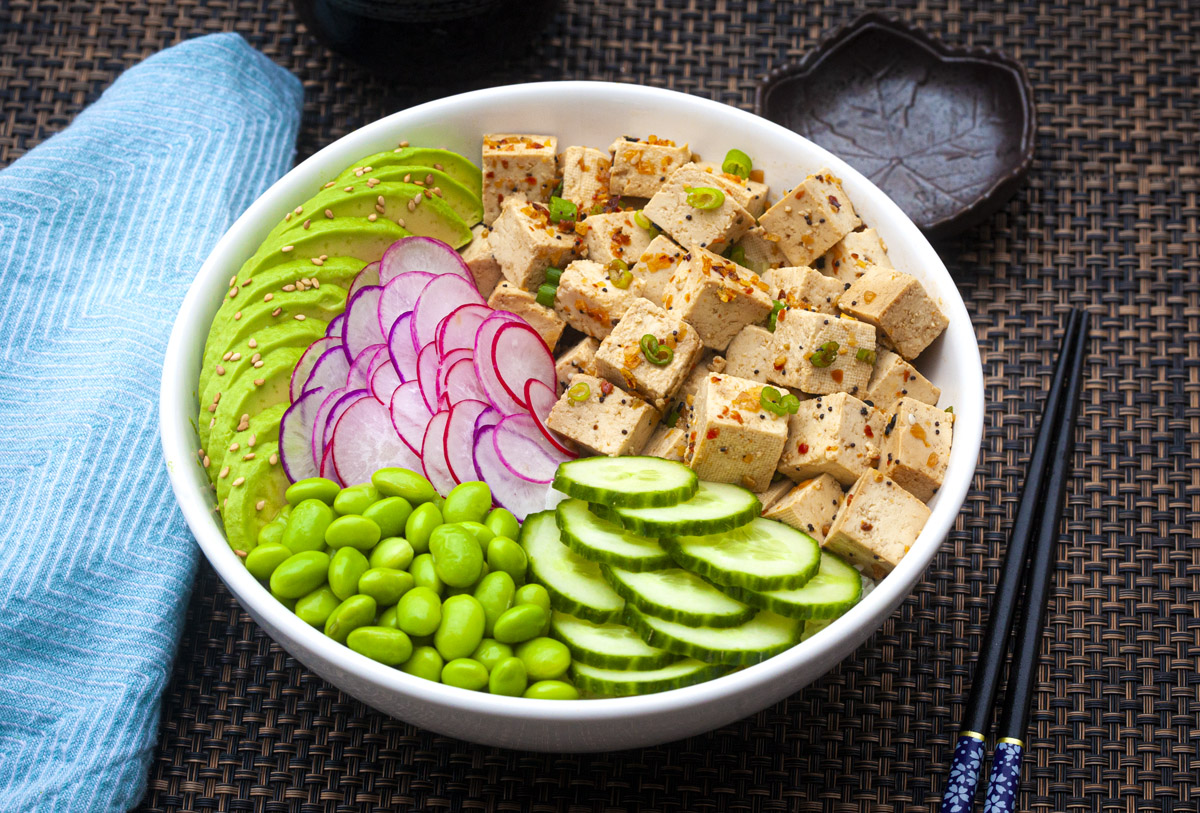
[161,79,983,726]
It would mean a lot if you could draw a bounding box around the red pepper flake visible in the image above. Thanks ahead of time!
[864,425,874,438]
[706,428,720,440]
[525,175,537,186]
[828,195,841,211]
[797,442,809,454]
[831,369,844,384]
[599,380,614,396]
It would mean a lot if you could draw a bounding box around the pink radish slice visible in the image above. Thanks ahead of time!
[523,379,578,457]
[444,358,490,405]
[348,262,381,300]
[279,386,325,482]
[493,413,572,484]
[291,337,340,402]
[377,271,434,336]
[347,344,386,391]
[326,314,345,339]
[322,388,370,451]
[343,285,386,363]
[491,321,556,409]
[443,399,491,483]
[389,380,432,453]
[333,397,421,487]
[421,410,458,495]
[311,386,347,468]
[416,342,441,413]
[474,406,503,439]
[303,346,351,396]
[435,348,473,404]
[473,425,550,520]
[411,274,487,351]
[436,303,492,356]
[387,313,418,382]
[473,312,527,414]
[369,360,402,403]
[379,235,474,286]
[320,443,340,484]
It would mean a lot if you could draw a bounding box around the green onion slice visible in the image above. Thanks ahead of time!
[767,300,785,332]
[808,340,840,368]
[855,348,877,365]
[549,196,577,223]
[640,334,674,366]
[567,382,591,402]
[545,266,564,284]
[607,258,633,289]
[945,406,955,414]
[759,386,801,416]
[664,404,681,428]
[684,186,725,210]
[634,210,656,231]
[722,148,752,179]
[536,283,558,308]
[727,245,748,268]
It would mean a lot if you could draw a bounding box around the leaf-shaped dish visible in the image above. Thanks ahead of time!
[756,13,1035,239]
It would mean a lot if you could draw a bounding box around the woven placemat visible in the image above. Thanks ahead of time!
[4,1,1197,810]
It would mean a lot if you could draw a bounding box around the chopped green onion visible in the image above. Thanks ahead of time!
[945,406,954,414]
[549,196,577,223]
[759,386,802,417]
[767,300,785,332]
[545,266,564,285]
[664,404,681,428]
[684,186,725,210]
[567,382,591,402]
[607,259,633,289]
[808,340,840,368]
[727,245,748,268]
[536,283,558,308]
[590,202,607,215]
[722,148,752,179]
[855,348,877,365]
[633,210,656,231]
[640,334,674,366]
[551,181,564,198]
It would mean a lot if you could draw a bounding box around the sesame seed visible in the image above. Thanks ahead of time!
[228,286,239,298]
[424,189,432,198]
[311,257,324,266]
[377,195,386,207]
[368,213,378,222]
[263,292,273,302]
[253,378,265,386]
[233,549,248,558]
[344,186,354,192]
[403,173,412,183]
[325,209,334,218]
[248,338,257,349]
[313,279,320,288]
[295,314,307,321]
[272,307,282,317]
[407,200,416,211]
[228,275,238,287]
[294,206,303,215]
[269,453,279,465]
[319,254,327,260]
[248,433,257,447]
[215,365,225,376]
[303,219,311,230]
[255,500,266,511]
[222,352,233,361]
[213,392,222,403]
[396,219,405,228]
[253,360,263,368]
[233,311,242,320]
[433,163,443,170]
[232,477,245,487]
[425,174,433,185]
[324,180,335,189]
[399,140,409,147]
[284,212,292,221]
[202,455,210,467]
[282,284,295,292]
[281,245,294,253]
[251,353,261,363]
[230,352,242,361]
[219,466,230,478]
[229,441,240,452]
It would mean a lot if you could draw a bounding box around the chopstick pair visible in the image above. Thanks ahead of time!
[939,308,1090,813]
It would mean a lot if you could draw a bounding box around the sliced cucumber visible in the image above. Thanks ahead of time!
[552,456,697,508]
[571,658,724,697]
[801,617,833,641]
[600,481,761,537]
[666,517,820,592]
[728,551,862,619]
[602,565,754,628]
[556,498,672,572]
[550,610,675,670]
[625,605,802,666]
[520,511,625,623]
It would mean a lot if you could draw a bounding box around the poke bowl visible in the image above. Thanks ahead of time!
[160,81,984,751]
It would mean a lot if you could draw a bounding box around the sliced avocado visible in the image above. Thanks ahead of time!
[220,439,287,552]
[335,148,482,198]
[239,219,410,281]
[200,318,326,412]
[216,256,363,323]
[325,165,482,226]
[215,402,287,507]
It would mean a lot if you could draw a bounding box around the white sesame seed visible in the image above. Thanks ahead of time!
[344,186,354,193]
[281,245,294,253]
[311,257,324,266]
[253,378,264,387]
[222,352,233,361]
[232,477,245,487]
[263,292,273,302]
[219,466,230,478]
[202,455,210,467]
[294,206,303,215]
[368,213,378,222]
[228,275,238,287]
[269,453,279,465]
[272,307,282,317]
[233,311,242,320]
[255,500,266,510]
[248,338,257,348]
[229,442,239,452]
[253,360,263,368]
[215,365,225,376]
[325,209,334,218]
[399,140,409,147]
[295,314,307,321]
[228,287,239,298]
[282,284,295,292]
[230,353,242,361]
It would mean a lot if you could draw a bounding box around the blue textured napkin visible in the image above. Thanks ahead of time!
[0,33,302,812]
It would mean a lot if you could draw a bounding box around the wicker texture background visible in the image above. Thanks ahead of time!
[2,1,1197,810]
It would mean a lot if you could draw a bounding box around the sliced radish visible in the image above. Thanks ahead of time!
[473,425,550,520]
[343,285,386,363]
[380,235,474,285]
[303,346,351,396]
[387,313,418,382]
[369,360,402,404]
[443,399,491,483]
[523,379,578,457]
[319,442,340,484]
[474,406,503,439]
[347,344,386,391]
[389,380,432,454]
[332,397,421,486]
[326,314,345,339]
[411,274,487,351]
[435,347,473,404]
[444,358,490,405]
[436,303,492,357]
[491,321,556,409]
[473,312,526,414]
[322,388,370,451]
[311,386,348,468]
[348,262,381,300]
[291,337,340,402]
[493,413,572,484]
[416,342,441,412]
[421,410,458,495]
[279,386,325,482]
[378,271,434,336]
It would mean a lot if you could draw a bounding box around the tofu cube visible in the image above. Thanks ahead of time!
[864,350,941,412]
[723,325,777,383]
[486,281,566,352]
[685,373,790,491]
[554,259,647,340]
[762,473,845,542]
[754,476,796,513]
[559,146,611,212]
[777,393,883,486]
[554,336,599,391]
[545,374,659,457]
[692,162,770,217]
[819,227,892,285]
[582,211,656,267]
[734,226,790,271]
[758,169,862,267]
[662,246,774,351]
[641,424,687,462]
[767,308,876,396]
[608,135,692,199]
[631,234,687,307]
[643,164,754,254]
[824,470,930,578]
[673,350,726,430]
[482,134,558,225]
[460,224,503,297]
[878,399,954,502]
[594,298,704,409]
[490,198,582,291]
[839,267,949,360]
[762,265,846,315]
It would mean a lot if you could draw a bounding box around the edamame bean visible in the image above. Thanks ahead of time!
[457,521,495,546]
[434,594,486,661]
[404,502,443,554]
[484,508,520,543]
[269,550,331,598]
[473,571,515,637]
[362,497,413,538]
[282,498,334,553]
[488,656,528,697]
[377,605,399,629]
[471,639,514,672]
[514,583,550,613]
[523,680,579,700]
[285,477,341,506]
[325,515,382,550]
[396,586,442,637]
[270,590,297,612]
[358,567,414,606]
[372,468,439,506]
[429,524,483,588]
[295,586,340,627]
[441,657,489,691]
[245,543,292,581]
[492,604,546,645]
[442,482,492,525]
[410,553,444,595]
[486,537,527,585]
[516,637,571,681]
[347,626,413,666]
[256,517,286,547]
[332,483,381,515]
[369,536,415,571]
[328,546,369,600]
[323,594,377,643]
[400,646,444,682]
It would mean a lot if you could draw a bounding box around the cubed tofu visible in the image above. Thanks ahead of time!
[864,349,940,412]
[631,234,687,307]
[675,350,725,410]
[692,162,770,217]
[762,265,846,315]
[755,476,796,513]
[758,169,861,267]
[762,473,844,542]
[824,470,930,578]
[818,227,892,285]
[662,246,774,352]
[490,199,583,291]
[554,336,599,391]
[767,308,876,396]
[777,393,883,486]
[641,424,687,462]
[487,281,567,352]
[460,224,503,298]
[684,373,790,491]
[482,134,558,225]
[643,164,754,254]
[594,298,704,410]
[545,374,659,457]
[723,325,777,383]
[554,259,647,340]
[734,226,790,271]
[608,135,692,199]
[839,267,949,360]
[559,146,611,212]
[878,399,953,502]
[582,211,656,267]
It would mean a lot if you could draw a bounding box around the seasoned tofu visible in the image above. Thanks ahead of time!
[754,476,797,513]
[554,336,599,391]
[608,135,692,199]
[819,227,892,285]
[762,473,844,542]
[641,424,687,462]
[662,246,774,352]
[723,324,777,383]
[877,398,954,502]
[460,224,503,297]
[777,392,883,486]
[758,169,861,267]
[559,146,611,213]
[685,372,790,492]
[864,349,940,412]
[839,267,948,360]
[767,308,877,396]
[482,134,558,225]
[643,164,755,254]
[734,226,790,272]
[762,265,846,315]
[594,298,704,410]
[824,470,930,578]
[630,234,687,307]
[545,374,659,457]
[490,198,582,291]
[581,211,656,267]
[692,162,770,217]
[487,281,567,352]
[554,259,646,340]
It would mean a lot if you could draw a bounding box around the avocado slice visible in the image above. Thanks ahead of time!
[336,148,482,198]
[200,318,326,414]
[215,402,287,507]
[238,219,410,281]
[326,165,482,226]
[220,439,287,552]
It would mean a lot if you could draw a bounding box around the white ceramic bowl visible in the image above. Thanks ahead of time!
[161,81,983,752]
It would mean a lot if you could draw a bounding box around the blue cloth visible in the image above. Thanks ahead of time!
[0,33,303,812]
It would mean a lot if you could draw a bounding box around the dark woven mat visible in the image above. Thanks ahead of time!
[4,0,1198,810]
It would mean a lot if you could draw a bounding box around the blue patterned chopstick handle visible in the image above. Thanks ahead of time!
[940,733,985,813]
[982,740,1024,813]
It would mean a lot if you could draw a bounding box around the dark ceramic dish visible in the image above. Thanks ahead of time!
[756,13,1036,239]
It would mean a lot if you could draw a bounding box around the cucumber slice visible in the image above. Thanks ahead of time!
[571,658,724,697]
[601,481,760,537]
[728,551,862,619]
[520,511,625,623]
[666,517,820,592]
[801,617,833,641]
[553,456,697,508]
[556,498,672,571]
[625,605,802,666]
[550,611,675,670]
[602,565,754,628]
